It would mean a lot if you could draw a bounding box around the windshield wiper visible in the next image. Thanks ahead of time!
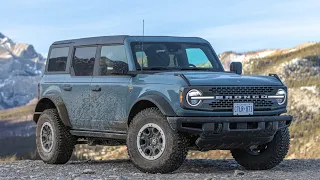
[137,67,220,72]
[137,67,173,71]
[178,67,217,71]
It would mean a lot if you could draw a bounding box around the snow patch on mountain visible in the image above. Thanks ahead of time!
[228,50,276,62]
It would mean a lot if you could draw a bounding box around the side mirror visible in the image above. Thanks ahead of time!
[109,61,129,75]
[230,62,242,75]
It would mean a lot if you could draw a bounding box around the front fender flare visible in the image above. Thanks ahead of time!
[131,95,177,117]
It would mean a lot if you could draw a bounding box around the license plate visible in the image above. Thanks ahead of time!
[233,103,253,115]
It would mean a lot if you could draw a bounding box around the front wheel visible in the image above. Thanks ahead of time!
[231,126,290,170]
[127,108,187,173]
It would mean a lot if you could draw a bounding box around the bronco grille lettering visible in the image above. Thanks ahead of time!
[235,96,242,99]
[216,96,223,100]
[215,95,269,99]
[252,95,259,99]
[225,96,233,99]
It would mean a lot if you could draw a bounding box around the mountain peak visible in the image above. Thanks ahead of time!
[0,32,43,60]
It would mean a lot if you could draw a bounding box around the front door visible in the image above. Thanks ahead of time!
[90,45,131,132]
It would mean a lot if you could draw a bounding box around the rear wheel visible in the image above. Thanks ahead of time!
[127,108,187,173]
[231,127,290,170]
[36,109,75,164]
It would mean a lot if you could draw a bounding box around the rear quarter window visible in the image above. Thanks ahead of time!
[47,47,69,72]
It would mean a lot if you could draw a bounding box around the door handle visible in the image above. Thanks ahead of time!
[91,86,102,92]
[63,85,72,91]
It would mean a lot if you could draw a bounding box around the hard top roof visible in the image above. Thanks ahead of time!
[52,35,207,46]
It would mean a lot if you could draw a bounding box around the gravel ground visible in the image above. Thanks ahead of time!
[0,159,320,180]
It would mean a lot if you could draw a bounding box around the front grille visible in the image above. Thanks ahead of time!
[209,99,274,110]
[209,86,276,95]
[207,86,277,112]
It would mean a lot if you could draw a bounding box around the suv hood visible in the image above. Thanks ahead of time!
[156,71,283,86]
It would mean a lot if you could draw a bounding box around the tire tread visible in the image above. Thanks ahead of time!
[231,127,290,170]
[127,107,187,173]
[36,109,75,164]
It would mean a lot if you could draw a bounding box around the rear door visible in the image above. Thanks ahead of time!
[90,44,131,132]
[62,46,97,130]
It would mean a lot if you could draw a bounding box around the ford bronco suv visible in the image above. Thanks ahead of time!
[34,35,292,173]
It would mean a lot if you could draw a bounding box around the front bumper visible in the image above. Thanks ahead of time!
[167,115,292,151]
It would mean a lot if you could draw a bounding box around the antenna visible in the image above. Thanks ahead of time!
[143,19,145,37]
[141,19,144,71]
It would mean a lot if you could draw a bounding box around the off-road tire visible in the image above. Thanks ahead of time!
[231,126,290,170]
[36,109,75,164]
[127,108,187,173]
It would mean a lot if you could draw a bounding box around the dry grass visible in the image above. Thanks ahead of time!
[0,104,35,121]
[73,145,129,160]
[0,155,18,162]
[287,114,320,159]
[286,77,320,88]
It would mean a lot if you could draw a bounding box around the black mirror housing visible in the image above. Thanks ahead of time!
[230,62,242,75]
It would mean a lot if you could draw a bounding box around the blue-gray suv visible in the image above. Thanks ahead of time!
[34,35,292,173]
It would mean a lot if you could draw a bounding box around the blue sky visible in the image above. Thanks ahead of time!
[1,0,320,56]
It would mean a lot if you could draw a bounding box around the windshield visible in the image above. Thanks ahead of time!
[131,42,223,71]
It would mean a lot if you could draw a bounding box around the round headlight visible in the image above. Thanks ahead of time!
[186,89,202,106]
[276,89,287,105]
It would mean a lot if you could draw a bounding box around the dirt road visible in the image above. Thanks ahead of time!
[0,159,319,179]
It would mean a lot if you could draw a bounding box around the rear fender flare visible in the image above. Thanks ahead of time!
[34,94,71,127]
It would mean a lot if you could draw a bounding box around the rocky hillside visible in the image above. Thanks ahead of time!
[219,42,318,71]
[0,32,44,110]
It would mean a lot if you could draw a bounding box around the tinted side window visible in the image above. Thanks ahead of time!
[73,46,97,76]
[47,47,69,72]
[100,45,128,75]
